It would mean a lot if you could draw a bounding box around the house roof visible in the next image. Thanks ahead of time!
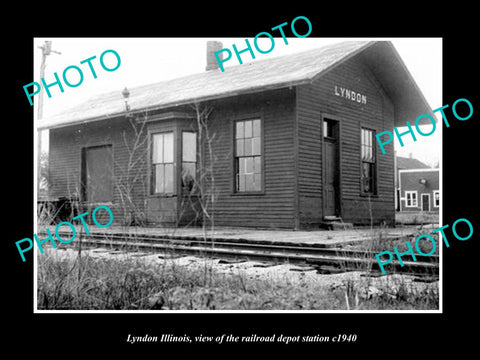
[38,40,434,130]
[396,156,429,170]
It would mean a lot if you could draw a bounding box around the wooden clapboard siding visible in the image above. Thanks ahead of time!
[49,56,397,229]
[49,117,148,224]
[296,55,395,226]
[203,89,297,228]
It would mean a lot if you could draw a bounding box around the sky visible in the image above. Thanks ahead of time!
[32,37,442,167]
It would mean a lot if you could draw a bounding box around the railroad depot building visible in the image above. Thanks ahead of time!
[398,168,440,213]
[40,40,434,229]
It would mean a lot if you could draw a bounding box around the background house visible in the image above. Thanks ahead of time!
[394,153,429,210]
[398,168,439,213]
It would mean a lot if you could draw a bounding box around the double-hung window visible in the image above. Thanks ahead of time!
[361,128,376,195]
[152,132,174,194]
[406,191,418,207]
[235,119,262,192]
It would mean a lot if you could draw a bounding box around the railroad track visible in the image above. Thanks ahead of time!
[50,231,439,279]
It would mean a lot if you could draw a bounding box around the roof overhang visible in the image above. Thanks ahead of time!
[359,41,435,127]
[38,41,435,131]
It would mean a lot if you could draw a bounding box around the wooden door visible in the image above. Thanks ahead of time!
[82,145,113,202]
[422,193,430,212]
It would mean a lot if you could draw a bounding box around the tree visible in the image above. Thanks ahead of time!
[190,103,217,236]
[111,112,149,226]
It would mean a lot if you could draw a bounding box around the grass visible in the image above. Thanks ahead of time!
[37,248,439,311]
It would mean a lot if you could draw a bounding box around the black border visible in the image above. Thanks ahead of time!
[7,6,478,356]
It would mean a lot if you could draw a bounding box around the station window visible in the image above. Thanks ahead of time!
[235,119,262,192]
[152,132,175,194]
[361,128,376,195]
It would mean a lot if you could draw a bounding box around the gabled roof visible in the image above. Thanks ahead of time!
[39,40,433,130]
[396,156,429,170]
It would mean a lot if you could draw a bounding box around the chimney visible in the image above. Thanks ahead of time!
[205,41,223,71]
[409,153,413,159]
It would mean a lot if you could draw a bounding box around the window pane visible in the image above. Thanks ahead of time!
[182,162,196,179]
[163,133,174,163]
[362,162,369,177]
[362,162,372,193]
[152,134,163,163]
[362,131,366,159]
[236,139,244,156]
[182,162,196,191]
[252,137,261,155]
[155,164,165,193]
[182,132,196,162]
[239,175,246,192]
[254,156,261,174]
[236,121,244,139]
[253,119,261,137]
[324,120,335,138]
[244,138,252,156]
[245,157,253,174]
[244,120,252,138]
[254,173,262,191]
[239,157,246,175]
[164,163,174,193]
[245,174,254,191]
[361,128,375,162]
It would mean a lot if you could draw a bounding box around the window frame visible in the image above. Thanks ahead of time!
[360,127,377,196]
[151,131,176,195]
[405,191,418,207]
[233,118,264,195]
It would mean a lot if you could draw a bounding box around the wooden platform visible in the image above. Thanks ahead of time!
[44,224,429,247]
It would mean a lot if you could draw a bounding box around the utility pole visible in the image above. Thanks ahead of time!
[37,41,60,198]
[37,41,61,120]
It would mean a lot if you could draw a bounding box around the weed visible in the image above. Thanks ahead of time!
[37,248,438,310]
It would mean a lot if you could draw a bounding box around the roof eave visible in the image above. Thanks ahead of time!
[38,79,307,131]
[361,42,435,127]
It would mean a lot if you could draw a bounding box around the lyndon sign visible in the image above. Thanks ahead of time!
[334,85,367,105]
